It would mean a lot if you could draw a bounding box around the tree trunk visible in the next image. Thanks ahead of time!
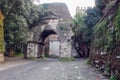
[73,43,83,57]
[9,48,14,57]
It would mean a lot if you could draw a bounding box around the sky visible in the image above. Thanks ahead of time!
[34,0,95,17]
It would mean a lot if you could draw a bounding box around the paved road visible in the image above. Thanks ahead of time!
[0,58,108,80]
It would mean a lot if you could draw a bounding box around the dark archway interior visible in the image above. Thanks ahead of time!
[40,30,57,42]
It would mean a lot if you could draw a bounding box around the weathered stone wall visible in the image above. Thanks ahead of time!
[27,43,39,58]
[27,32,34,41]
[49,41,60,57]
[60,42,72,58]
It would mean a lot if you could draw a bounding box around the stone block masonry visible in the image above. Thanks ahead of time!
[60,42,72,58]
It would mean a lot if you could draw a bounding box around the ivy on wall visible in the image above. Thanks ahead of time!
[93,19,108,50]
[92,6,120,51]
[0,10,5,53]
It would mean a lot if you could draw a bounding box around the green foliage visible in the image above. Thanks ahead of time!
[104,62,110,73]
[41,57,47,60]
[0,0,45,53]
[114,7,120,39]
[93,20,108,48]
[73,13,86,29]
[14,52,24,57]
[4,15,28,51]
[105,1,115,11]
[92,6,120,51]
[73,13,88,41]
[95,0,106,10]
[84,7,102,28]
[0,40,5,53]
[86,58,91,65]
[92,18,116,51]
[59,57,75,62]
[93,38,104,48]
[28,57,37,60]
[84,7,102,45]
[94,19,107,34]
[110,75,117,80]
[72,13,89,55]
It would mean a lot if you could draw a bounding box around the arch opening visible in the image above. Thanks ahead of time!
[39,30,57,42]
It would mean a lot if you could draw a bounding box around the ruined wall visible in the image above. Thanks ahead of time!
[27,3,73,58]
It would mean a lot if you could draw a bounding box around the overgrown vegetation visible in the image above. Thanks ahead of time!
[89,0,120,79]
[93,19,108,50]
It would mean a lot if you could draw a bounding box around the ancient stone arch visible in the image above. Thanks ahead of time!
[26,3,73,58]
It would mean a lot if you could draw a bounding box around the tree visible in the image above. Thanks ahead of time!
[0,0,45,56]
[72,6,102,57]
[95,0,107,10]
[73,13,88,57]
[84,7,102,45]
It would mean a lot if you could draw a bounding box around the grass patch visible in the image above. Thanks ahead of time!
[41,57,47,60]
[59,57,75,62]
[14,52,24,57]
[86,58,91,65]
